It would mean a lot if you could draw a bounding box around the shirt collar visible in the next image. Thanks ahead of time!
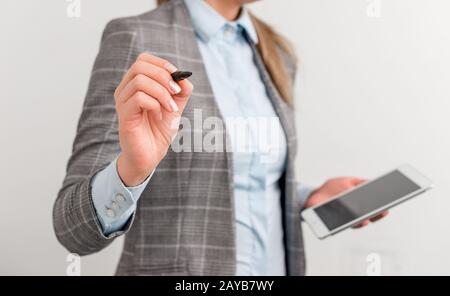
[184,0,259,44]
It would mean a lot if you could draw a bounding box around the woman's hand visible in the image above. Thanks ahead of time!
[114,53,193,186]
[305,177,389,228]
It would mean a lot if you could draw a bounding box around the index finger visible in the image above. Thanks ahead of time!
[115,52,178,98]
[137,52,178,73]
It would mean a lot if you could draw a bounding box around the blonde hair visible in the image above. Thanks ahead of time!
[157,0,296,104]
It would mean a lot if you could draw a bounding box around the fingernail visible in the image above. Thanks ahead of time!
[169,80,181,94]
[169,99,179,113]
[164,62,178,73]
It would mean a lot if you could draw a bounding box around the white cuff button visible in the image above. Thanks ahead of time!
[115,193,125,203]
[111,201,119,210]
[106,208,115,218]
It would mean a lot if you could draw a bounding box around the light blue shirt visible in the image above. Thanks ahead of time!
[91,0,314,276]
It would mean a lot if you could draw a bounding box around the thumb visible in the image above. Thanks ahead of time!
[172,78,193,113]
[351,178,368,186]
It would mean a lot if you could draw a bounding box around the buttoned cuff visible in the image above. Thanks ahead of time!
[91,157,153,236]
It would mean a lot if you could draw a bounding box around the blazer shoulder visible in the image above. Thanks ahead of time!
[102,2,176,40]
[100,17,139,43]
[137,0,178,22]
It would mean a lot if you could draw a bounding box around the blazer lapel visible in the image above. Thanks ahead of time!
[243,31,297,163]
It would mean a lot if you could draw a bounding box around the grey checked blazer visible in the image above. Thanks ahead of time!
[53,0,305,276]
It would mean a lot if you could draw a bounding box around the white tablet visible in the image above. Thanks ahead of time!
[301,164,434,239]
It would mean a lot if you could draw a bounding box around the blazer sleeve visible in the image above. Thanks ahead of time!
[53,18,142,255]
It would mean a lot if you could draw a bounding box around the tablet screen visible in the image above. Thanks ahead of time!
[314,170,421,231]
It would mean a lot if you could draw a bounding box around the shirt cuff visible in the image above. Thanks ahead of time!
[91,157,153,236]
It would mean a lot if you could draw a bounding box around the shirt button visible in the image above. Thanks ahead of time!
[106,208,115,218]
[111,201,119,210]
[224,25,234,36]
[115,193,125,203]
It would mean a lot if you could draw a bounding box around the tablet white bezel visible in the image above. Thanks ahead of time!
[301,164,434,239]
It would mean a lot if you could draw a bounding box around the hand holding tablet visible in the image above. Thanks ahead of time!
[302,164,434,239]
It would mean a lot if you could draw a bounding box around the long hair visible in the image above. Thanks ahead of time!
[157,0,297,104]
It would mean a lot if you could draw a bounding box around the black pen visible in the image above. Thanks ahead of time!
[171,71,192,81]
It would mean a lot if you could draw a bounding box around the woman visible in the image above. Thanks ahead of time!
[53,0,386,276]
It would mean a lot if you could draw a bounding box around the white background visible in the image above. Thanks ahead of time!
[1,0,449,275]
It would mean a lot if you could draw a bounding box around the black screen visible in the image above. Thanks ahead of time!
[314,170,421,231]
